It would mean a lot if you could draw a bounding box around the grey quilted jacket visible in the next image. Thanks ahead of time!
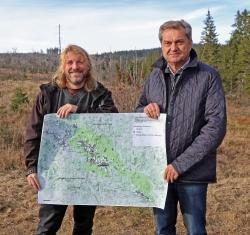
[136,49,227,183]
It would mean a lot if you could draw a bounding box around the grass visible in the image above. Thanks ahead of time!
[0,79,249,234]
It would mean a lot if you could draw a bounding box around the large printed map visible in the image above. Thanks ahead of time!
[38,113,168,209]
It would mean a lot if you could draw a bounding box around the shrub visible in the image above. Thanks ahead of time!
[11,88,29,112]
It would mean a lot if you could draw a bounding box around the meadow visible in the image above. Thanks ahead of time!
[0,78,249,235]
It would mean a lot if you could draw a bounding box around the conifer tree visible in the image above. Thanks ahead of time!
[229,9,250,95]
[200,10,220,67]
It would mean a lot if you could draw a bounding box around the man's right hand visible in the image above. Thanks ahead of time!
[27,173,41,191]
[144,103,160,119]
[57,104,77,118]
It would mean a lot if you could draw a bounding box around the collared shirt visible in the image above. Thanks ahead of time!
[167,57,190,76]
[164,57,190,111]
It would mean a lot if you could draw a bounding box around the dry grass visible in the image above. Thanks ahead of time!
[0,79,249,235]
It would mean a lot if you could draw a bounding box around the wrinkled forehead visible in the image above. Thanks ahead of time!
[163,26,186,35]
[162,26,191,41]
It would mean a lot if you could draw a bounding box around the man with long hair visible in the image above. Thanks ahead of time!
[24,44,118,234]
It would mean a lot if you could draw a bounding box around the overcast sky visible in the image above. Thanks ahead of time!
[1,0,249,54]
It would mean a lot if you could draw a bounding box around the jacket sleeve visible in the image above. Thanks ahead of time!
[23,92,45,175]
[135,78,150,112]
[172,71,227,175]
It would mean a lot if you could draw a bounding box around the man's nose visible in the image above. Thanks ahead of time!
[170,43,177,50]
[72,62,78,69]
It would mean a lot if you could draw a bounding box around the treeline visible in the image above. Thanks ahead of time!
[93,48,161,85]
[197,9,250,97]
[0,53,58,80]
[0,9,249,98]
[94,9,250,97]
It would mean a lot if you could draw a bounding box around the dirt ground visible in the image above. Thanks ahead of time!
[1,146,249,235]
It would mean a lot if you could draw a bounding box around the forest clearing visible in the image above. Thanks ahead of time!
[0,78,249,235]
[0,9,249,233]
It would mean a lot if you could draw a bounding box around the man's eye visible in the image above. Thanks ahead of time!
[177,41,184,45]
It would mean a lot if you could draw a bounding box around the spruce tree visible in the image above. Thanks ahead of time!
[200,10,220,68]
[229,9,250,96]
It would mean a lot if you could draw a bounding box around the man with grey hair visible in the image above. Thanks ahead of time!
[136,20,226,234]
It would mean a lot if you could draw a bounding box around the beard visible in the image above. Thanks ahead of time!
[66,72,85,85]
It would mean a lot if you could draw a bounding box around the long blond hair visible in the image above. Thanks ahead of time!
[53,44,97,91]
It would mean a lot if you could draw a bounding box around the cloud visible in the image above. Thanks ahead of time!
[0,1,247,53]
[183,5,225,21]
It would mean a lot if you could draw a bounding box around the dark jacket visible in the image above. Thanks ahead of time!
[136,49,227,183]
[24,82,118,175]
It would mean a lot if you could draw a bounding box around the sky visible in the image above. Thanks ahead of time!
[1,0,249,54]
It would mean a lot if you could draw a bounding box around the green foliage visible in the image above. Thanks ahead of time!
[200,10,219,45]
[231,9,250,40]
[200,10,220,68]
[195,9,250,99]
[11,88,29,112]
[220,9,250,96]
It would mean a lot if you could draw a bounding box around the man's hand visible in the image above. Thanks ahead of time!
[144,103,160,119]
[27,173,41,191]
[164,164,179,183]
[57,104,77,118]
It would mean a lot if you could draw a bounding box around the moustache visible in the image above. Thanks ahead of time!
[69,69,82,73]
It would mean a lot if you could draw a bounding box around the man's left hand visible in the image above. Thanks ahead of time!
[164,164,179,183]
